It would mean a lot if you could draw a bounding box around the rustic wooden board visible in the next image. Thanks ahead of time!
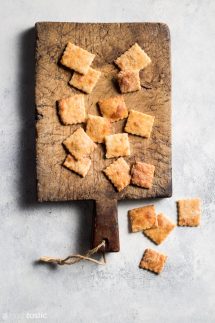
[35,22,172,203]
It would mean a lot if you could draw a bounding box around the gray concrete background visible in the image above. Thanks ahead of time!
[0,0,215,322]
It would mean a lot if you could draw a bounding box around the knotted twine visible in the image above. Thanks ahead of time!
[39,240,106,266]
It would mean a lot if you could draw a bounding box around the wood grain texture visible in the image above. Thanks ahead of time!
[35,22,172,202]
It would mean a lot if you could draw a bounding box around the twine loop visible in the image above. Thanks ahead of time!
[39,240,106,266]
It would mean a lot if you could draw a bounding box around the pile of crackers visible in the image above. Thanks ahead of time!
[58,42,155,191]
[129,198,201,274]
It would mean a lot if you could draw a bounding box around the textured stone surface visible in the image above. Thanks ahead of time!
[0,1,215,322]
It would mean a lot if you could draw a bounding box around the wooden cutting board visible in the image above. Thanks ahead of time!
[35,22,172,252]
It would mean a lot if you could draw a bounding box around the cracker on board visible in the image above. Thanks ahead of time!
[98,96,128,122]
[69,67,101,94]
[60,42,95,74]
[63,154,91,177]
[103,157,131,192]
[177,198,201,226]
[115,43,151,71]
[131,162,155,189]
[105,133,130,159]
[128,205,157,232]
[125,109,155,138]
[143,213,176,245]
[86,115,112,143]
[139,248,167,274]
[57,94,86,125]
[63,127,96,160]
[117,70,141,93]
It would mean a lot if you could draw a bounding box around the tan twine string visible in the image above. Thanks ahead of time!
[39,240,106,266]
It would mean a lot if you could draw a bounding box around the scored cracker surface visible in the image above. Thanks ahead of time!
[105,133,130,158]
[69,67,101,94]
[131,162,155,189]
[143,213,176,245]
[60,42,95,74]
[63,127,96,160]
[103,157,131,192]
[98,96,128,122]
[63,154,91,177]
[128,205,157,232]
[58,94,86,125]
[115,43,151,71]
[125,109,155,138]
[139,248,167,274]
[177,198,201,226]
[86,115,112,143]
[117,70,141,93]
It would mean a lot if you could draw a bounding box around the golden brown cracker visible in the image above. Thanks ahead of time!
[63,154,91,177]
[143,213,176,245]
[98,96,128,122]
[177,199,201,226]
[105,133,130,158]
[125,109,155,138]
[115,43,151,71]
[57,94,86,125]
[139,248,167,274]
[128,205,157,232]
[60,42,95,74]
[69,67,101,94]
[63,127,96,160]
[117,70,141,93]
[86,115,112,143]
[103,157,131,192]
[131,162,155,189]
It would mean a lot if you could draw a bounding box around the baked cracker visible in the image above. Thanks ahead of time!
[63,154,91,177]
[69,67,101,94]
[86,115,112,143]
[117,70,141,93]
[60,42,95,74]
[125,109,155,138]
[115,43,151,71]
[139,248,167,274]
[128,205,157,232]
[105,133,130,158]
[103,157,131,192]
[63,127,96,160]
[143,213,176,245]
[57,94,86,125]
[177,198,201,226]
[131,162,155,189]
[98,96,128,122]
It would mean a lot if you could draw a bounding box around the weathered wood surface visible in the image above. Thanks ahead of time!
[35,22,172,202]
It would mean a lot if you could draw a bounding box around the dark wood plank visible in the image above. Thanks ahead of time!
[35,22,172,202]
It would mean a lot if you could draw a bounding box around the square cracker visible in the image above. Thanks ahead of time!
[177,199,201,226]
[86,115,112,143]
[115,43,151,71]
[143,213,176,245]
[63,154,91,177]
[128,205,157,232]
[125,109,155,138]
[57,94,86,125]
[139,248,167,274]
[104,157,131,192]
[105,133,130,159]
[60,42,95,74]
[117,70,141,93]
[98,96,128,122]
[69,67,101,94]
[63,127,96,160]
[131,162,155,189]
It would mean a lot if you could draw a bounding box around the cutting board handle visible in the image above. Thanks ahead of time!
[92,198,120,252]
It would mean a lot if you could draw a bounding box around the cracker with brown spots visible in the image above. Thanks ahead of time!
[63,154,91,177]
[139,248,167,274]
[177,199,201,226]
[69,67,101,94]
[117,70,141,93]
[57,94,86,125]
[105,133,130,159]
[125,109,155,138]
[98,96,128,122]
[128,205,157,232]
[131,162,155,189]
[86,115,112,143]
